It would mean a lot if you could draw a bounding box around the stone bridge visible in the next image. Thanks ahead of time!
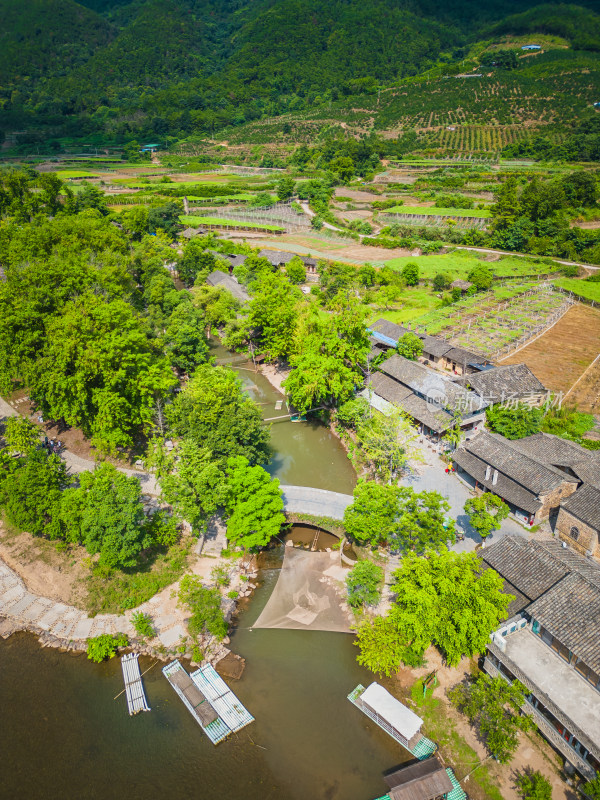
[280,485,354,521]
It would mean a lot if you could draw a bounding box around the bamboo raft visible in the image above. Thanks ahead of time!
[121,653,150,715]
[163,660,254,744]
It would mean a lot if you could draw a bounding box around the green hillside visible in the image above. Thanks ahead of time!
[1,0,599,149]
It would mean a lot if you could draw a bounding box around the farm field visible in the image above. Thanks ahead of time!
[385,252,555,280]
[367,288,444,324]
[500,304,600,409]
[566,356,600,416]
[412,284,568,358]
[386,205,492,218]
[179,215,285,232]
[554,278,600,304]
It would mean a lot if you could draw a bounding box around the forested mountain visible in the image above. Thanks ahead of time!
[1,0,599,147]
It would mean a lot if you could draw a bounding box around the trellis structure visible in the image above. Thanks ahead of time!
[195,199,311,232]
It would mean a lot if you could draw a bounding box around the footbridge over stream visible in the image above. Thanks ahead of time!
[279,485,354,521]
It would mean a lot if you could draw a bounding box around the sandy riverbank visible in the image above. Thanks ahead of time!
[259,362,290,394]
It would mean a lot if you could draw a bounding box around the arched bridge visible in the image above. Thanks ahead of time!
[280,485,354,521]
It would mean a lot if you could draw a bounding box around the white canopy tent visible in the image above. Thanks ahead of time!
[360,683,423,745]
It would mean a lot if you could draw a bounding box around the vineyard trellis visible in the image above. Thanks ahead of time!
[380,212,489,229]
[190,199,311,232]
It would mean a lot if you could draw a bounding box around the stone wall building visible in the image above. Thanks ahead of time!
[556,484,600,560]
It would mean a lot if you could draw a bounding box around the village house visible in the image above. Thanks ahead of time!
[258,248,318,277]
[205,270,250,304]
[452,431,580,526]
[454,362,549,406]
[368,319,491,376]
[362,354,488,439]
[481,535,600,780]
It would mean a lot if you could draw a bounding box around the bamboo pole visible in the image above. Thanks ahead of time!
[114,659,159,701]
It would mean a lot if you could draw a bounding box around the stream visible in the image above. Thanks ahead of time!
[0,349,407,800]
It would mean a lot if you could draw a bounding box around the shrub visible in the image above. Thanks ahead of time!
[131,611,155,640]
[515,771,552,800]
[86,633,129,663]
[178,575,228,640]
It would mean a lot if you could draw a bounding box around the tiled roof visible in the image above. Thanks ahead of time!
[527,571,600,672]
[456,363,547,403]
[461,432,577,495]
[258,249,296,265]
[379,355,486,415]
[514,432,600,470]
[205,271,249,303]
[537,538,600,589]
[370,372,413,404]
[570,461,600,490]
[370,319,410,342]
[481,536,569,601]
[444,346,487,366]
[421,335,452,359]
[452,449,542,514]
[560,484,600,532]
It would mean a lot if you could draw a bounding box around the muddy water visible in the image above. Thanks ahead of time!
[212,341,357,494]
[0,346,409,800]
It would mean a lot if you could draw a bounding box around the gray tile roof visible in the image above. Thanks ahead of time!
[370,372,413,404]
[527,571,600,673]
[379,355,487,415]
[398,392,453,433]
[514,432,600,470]
[456,363,548,403]
[258,249,296,265]
[205,271,249,304]
[370,318,411,342]
[461,432,578,495]
[482,536,569,601]
[560,484,600,532]
[444,345,488,366]
[537,538,600,589]
[452,449,542,514]
[420,335,452,359]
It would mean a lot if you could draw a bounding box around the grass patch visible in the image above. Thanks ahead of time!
[179,214,285,232]
[368,287,444,322]
[385,252,555,280]
[84,542,190,615]
[56,169,98,179]
[410,679,504,800]
[386,205,492,218]
[554,278,600,303]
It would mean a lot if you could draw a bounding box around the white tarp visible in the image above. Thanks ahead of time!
[361,683,423,740]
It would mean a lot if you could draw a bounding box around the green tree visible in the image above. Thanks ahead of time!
[432,272,451,291]
[179,242,216,286]
[178,576,228,640]
[344,481,400,546]
[467,264,494,291]
[225,456,285,550]
[3,417,39,454]
[65,463,151,570]
[394,487,455,553]
[156,438,227,534]
[276,176,296,201]
[163,300,209,374]
[166,364,270,466]
[515,771,552,800]
[464,493,510,539]
[191,284,240,328]
[356,551,512,673]
[486,403,543,439]
[147,201,182,237]
[396,332,424,360]
[401,263,420,286]
[450,674,533,763]
[356,407,420,483]
[346,559,384,608]
[32,293,176,452]
[0,448,67,537]
[286,256,307,284]
[336,396,370,428]
[247,272,300,359]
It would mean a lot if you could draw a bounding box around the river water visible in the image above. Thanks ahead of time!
[0,351,406,800]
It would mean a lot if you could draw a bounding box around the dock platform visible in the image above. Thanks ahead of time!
[121,653,150,715]
[163,660,253,744]
[348,684,437,759]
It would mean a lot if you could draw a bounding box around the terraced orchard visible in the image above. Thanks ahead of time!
[415,284,571,359]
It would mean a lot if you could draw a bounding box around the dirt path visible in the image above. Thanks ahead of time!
[500,304,600,404]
